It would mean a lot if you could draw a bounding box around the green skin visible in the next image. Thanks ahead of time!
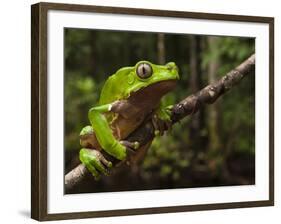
[79,61,179,179]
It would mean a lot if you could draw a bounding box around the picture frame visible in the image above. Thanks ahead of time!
[31,2,274,221]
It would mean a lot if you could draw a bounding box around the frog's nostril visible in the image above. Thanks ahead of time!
[166,62,178,72]
[166,62,176,67]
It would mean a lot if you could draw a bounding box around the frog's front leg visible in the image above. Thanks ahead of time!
[152,101,173,136]
[88,103,139,161]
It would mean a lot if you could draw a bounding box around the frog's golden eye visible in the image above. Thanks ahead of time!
[136,63,153,79]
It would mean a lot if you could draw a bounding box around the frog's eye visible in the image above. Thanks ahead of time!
[136,63,153,79]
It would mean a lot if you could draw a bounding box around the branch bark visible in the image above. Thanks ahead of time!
[65,54,255,192]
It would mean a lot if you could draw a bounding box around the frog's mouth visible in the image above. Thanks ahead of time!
[127,80,177,109]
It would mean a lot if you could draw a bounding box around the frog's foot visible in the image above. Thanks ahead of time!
[79,148,113,180]
[152,114,172,136]
[120,140,139,152]
[120,140,140,165]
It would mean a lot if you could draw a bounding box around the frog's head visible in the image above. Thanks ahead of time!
[124,61,180,97]
[99,61,180,105]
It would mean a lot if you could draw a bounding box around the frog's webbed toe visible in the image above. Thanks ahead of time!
[79,148,113,179]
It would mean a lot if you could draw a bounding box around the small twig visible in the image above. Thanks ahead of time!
[64,54,255,192]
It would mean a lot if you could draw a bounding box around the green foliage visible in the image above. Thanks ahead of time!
[64,72,99,151]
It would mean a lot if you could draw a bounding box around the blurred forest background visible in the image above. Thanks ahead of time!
[64,28,255,194]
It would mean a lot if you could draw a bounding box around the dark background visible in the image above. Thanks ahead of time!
[64,28,255,194]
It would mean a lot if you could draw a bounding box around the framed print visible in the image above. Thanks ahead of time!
[31,2,274,221]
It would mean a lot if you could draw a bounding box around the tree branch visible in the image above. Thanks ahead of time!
[65,54,255,192]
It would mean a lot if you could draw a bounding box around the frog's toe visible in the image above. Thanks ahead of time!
[86,162,100,180]
[99,154,113,168]
[120,140,139,151]
[90,157,110,176]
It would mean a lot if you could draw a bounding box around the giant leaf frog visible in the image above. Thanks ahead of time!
[79,61,179,179]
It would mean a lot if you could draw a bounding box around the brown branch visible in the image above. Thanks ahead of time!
[65,54,255,192]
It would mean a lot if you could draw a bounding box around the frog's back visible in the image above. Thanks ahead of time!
[98,66,133,105]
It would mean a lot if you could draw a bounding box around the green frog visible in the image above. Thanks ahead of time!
[79,61,179,179]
